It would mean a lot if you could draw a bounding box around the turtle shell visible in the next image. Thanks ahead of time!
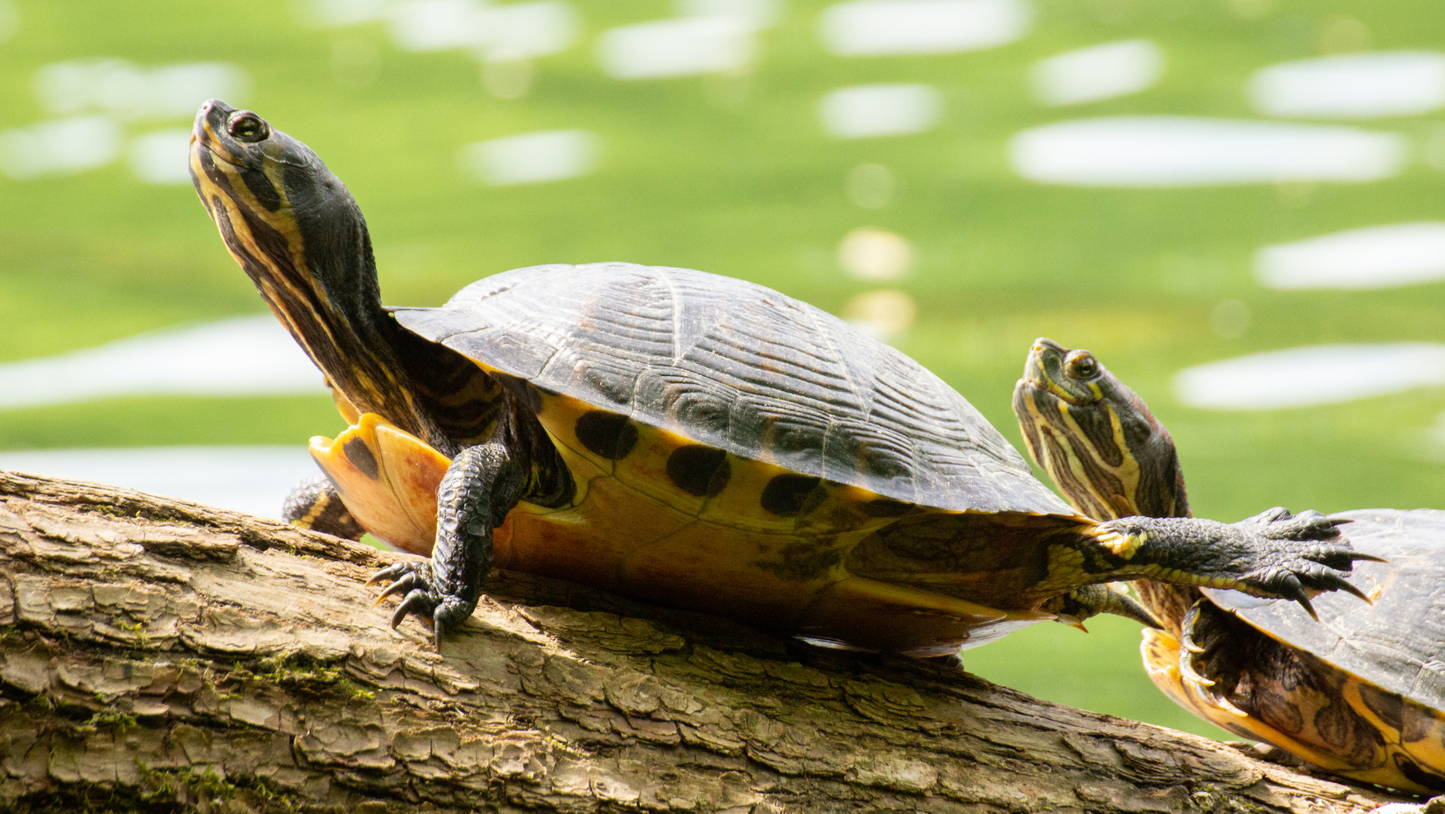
[1202,508,1445,715]
[393,262,1070,516]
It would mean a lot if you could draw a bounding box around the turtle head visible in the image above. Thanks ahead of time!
[191,100,428,438]
[1012,338,1190,520]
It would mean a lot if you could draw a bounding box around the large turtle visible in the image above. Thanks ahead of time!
[1014,337,1445,795]
[188,100,1370,656]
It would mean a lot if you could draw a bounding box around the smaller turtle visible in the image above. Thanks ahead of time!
[1014,337,1445,795]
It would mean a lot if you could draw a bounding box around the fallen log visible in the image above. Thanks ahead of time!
[0,470,1407,812]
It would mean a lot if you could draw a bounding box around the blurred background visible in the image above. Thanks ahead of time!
[1,0,1443,738]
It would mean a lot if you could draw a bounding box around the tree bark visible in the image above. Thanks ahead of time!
[0,470,1409,813]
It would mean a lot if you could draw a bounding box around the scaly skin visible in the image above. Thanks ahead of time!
[1012,337,1445,797]
[368,426,527,646]
[282,473,366,541]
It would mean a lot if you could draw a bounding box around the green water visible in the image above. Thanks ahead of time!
[2,0,1443,739]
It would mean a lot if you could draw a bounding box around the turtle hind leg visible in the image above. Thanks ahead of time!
[283,473,366,541]
[1081,508,1376,615]
[1047,583,1163,631]
[368,436,527,646]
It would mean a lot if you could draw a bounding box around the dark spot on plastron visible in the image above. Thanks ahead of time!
[1256,685,1304,735]
[343,437,380,479]
[1311,699,1353,749]
[666,445,730,497]
[1356,682,1403,733]
[754,541,844,580]
[1395,754,1445,790]
[575,410,638,460]
[1402,700,1438,743]
[761,474,822,517]
[860,498,914,517]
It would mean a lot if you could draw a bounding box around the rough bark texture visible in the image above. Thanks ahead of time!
[0,470,1412,813]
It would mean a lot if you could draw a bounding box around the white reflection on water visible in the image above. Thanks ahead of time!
[129,128,193,185]
[1009,116,1405,187]
[1250,52,1445,120]
[388,0,486,50]
[34,60,248,120]
[819,84,941,138]
[598,17,754,79]
[1032,40,1163,107]
[1256,223,1445,290]
[1175,344,1445,410]
[0,116,119,179]
[0,316,324,410]
[843,289,916,341]
[458,129,599,185]
[838,227,913,280]
[299,0,390,27]
[387,0,576,58]
[679,0,781,28]
[480,1,578,58]
[818,0,1030,57]
[0,447,318,520]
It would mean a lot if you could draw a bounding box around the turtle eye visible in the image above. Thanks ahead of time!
[1067,353,1098,379]
[227,111,269,142]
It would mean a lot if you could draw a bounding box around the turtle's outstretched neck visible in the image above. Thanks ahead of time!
[189,98,445,449]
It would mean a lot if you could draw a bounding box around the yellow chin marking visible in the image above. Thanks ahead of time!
[310,412,451,555]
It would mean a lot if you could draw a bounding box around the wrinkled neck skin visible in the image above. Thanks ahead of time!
[190,100,448,453]
[1097,383,1198,636]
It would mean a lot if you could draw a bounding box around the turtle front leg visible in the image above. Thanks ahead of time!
[1078,508,1381,617]
[367,439,526,646]
[283,473,366,540]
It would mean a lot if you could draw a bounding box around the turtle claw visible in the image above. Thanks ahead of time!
[1294,594,1319,622]
[1178,605,1216,688]
[1241,569,1319,619]
[390,590,437,630]
[372,570,423,607]
[1179,655,1215,688]
[368,559,447,638]
[366,560,414,587]
[1305,569,1372,604]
